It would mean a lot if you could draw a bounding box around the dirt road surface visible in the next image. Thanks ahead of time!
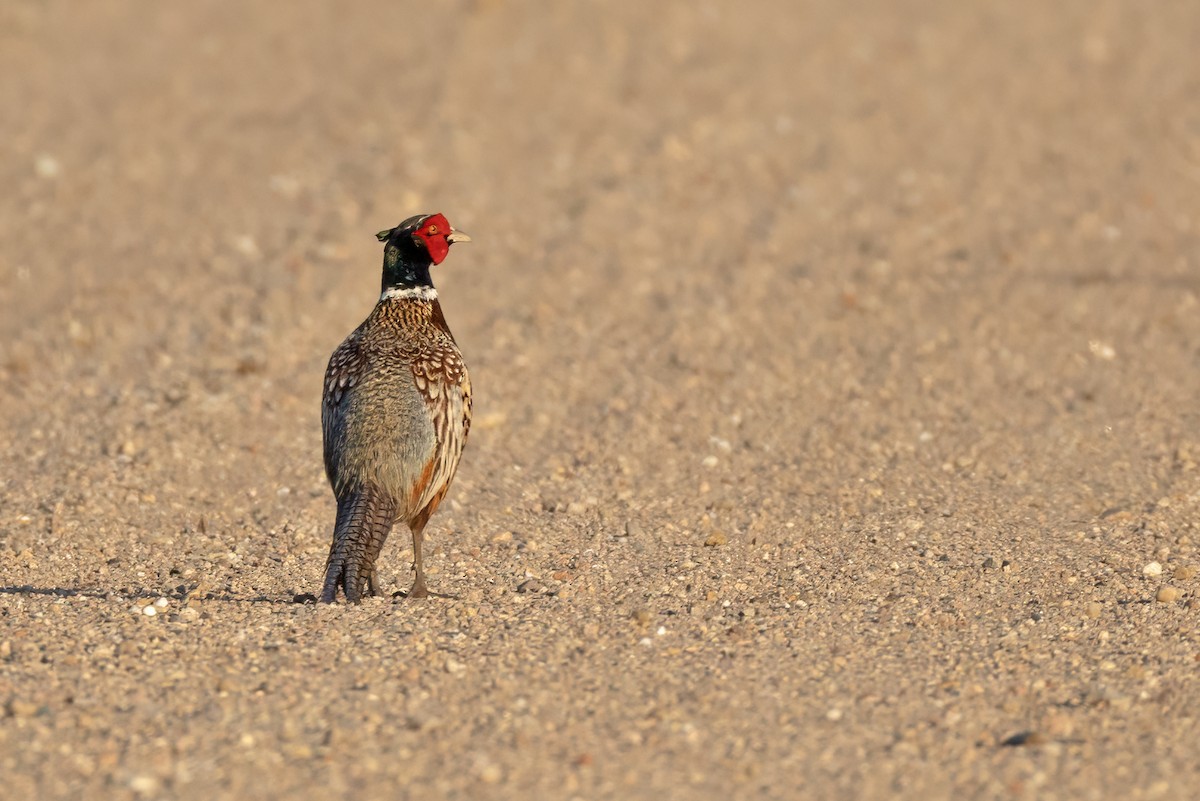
[2,1,1199,799]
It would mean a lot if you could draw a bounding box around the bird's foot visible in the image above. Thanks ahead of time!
[392,582,458,600]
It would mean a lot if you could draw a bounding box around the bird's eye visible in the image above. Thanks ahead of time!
[426,224,439,235]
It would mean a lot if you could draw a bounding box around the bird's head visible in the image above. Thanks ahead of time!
[376,213,470,267]
[375,213,470,294]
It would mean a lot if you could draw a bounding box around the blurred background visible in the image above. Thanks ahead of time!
[2,1,1199,799]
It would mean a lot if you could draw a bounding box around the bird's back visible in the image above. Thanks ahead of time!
[322,298,468,523]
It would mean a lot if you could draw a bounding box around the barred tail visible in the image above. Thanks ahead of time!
[320,486,398,603]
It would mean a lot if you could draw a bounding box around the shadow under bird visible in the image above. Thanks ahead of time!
[319,213,473,603]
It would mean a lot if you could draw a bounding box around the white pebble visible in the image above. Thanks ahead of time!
[129,775,159,794]
[141,605,157,617]
[234,235,260,257]
[154,597,169,608]
[35,154,60,179]
[656,626,667,636]
[1088,340,1116,360]
[1143,561,1163,576]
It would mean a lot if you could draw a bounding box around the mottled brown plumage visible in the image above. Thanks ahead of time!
[320,213,472,603]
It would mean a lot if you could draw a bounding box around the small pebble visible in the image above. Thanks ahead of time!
[1155,586,1178,603]
[1001,730,1047,747]
[1143,562,1163,577]
[516,578,544,594]
[623,520,643,538]
[1084,601,1102,619]
[128,775,160,795]
[1042,712,1074,737]
[141,605,157,617]
[234,235,260,258]
[704,531,728,547]
[34,154,61,179]
[283,743,314,759]
[1174,565,1197,581]
[6,698,39,717]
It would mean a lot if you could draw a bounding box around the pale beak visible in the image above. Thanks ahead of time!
[447,228,471,244]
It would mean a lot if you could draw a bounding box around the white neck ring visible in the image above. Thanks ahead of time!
[380,285,437,302]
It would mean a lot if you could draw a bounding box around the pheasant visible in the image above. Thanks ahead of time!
[319,213,472,603]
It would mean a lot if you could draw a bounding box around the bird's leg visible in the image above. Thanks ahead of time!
[393,523,458,600]
[407,525,430,599]
[356,525,390,598]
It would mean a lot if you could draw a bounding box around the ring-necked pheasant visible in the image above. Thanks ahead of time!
[319,213,472,603]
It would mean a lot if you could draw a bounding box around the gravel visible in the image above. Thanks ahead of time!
[3,2,1200,800]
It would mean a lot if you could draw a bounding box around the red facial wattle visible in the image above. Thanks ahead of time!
[414,213,452,265]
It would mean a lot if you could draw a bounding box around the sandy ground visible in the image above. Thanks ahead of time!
[2,1,1199,799]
